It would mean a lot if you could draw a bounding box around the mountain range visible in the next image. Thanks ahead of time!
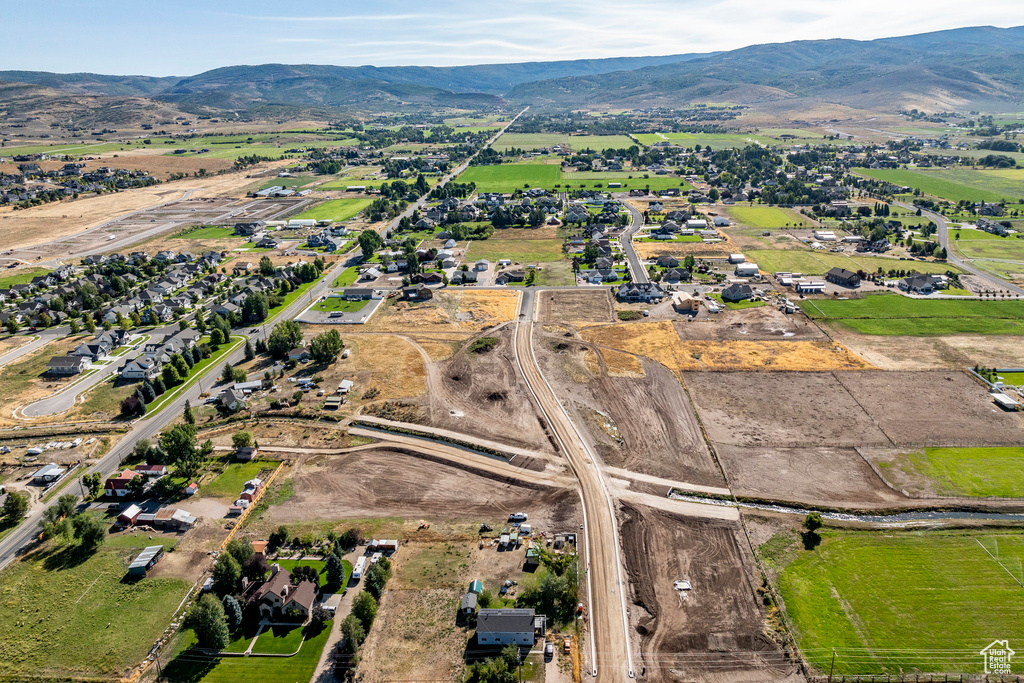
[3,25,1024,122]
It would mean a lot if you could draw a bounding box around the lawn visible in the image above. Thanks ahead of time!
[636,234,703,243]
[747,249,957,276]
[201,461,275,499]
[292,198,374,222]
[333,266,360,287]
[465,239,564,263]
[709,293,766,310]
[0,536,189,679]
[0,266,50,288]
[900,447,1024,498]
[802,294,1024,335]
[313,297,368,313]
[995,370,1024,385]
[561,173,692,191]
[777,529,1024,674]
[171,226,236,240]
[250,623,307,655]
[728,206,811,228]
[163,619,333,683]
[457,163,561,193]
[855,167,1024,204]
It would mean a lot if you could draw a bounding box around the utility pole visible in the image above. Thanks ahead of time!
[828,648,836,683]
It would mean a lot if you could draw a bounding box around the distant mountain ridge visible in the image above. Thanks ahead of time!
[2,26,1024,116]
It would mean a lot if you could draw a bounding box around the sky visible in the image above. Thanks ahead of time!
[4,0,1024,76]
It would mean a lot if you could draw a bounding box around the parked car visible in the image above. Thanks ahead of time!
[545,642,554,659]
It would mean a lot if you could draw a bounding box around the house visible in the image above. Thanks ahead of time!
[901,273,936,294]
[148,507,197,530]
[616,282,666,303]
[254,565,318,619]
[826,267,861,288]
[721,283,753,302]
[360,267,382,281]
[30,463,64,484]
[656,255,679,268]
[287,347,310,362]
[105,469,142,497]
[476,608,546,646]
[236,446,259,462]
[232,262,253,275]
[450,269,478,284]
[403,284,433,301]
[662,268,691,284]
[135,464,168,477]
[460,592,478,617]
[220,388,247,412]
[211,302,240,318]
[47,355,89,375]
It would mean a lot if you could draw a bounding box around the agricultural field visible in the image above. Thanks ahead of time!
[464,238,563,263]
[456,163,560,192]
[727,205,812,228]
[491,133,635,152]
[855,167,1024,203]
[885,447,1024,498]
[561,171,693,191]
[953,231,1024,264]
[292,197,373,222]
[773,529,1024,675]
[747,249,957,276]
[802,294,1024,335]
[632,130,852,150]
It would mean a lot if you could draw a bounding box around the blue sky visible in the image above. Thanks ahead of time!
[4,0,1024,75]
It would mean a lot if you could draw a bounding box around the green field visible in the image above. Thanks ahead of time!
[637,234,703,243]
[776,529,1024,674]
[561,171,693,191]
[0,267,50,288]
[332,266,360,287]
[313,297,368,313]
[0,534,188,679]
[457,163,561,192]
[995,370,1024,385]
[802,294,1024,335]
[293,198,373,222]
[465,238,564,263]
[171,226,236,240]
[747,249,956,276]
[201,461,276,499]
[855,167,1024,204]
[492,133,636,152]
[728,206,812,228]
[898,447,1024,497]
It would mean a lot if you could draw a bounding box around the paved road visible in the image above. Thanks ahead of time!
[618,197,648,284]
[0,261,345,572]
[383,107,529,237]
[512,288,633,681]
[19,350,138,417]
[0,330,61,369]
[896,201,1024,296]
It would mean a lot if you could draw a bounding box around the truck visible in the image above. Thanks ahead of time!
[509,512,528,522]
[352,555,367,581]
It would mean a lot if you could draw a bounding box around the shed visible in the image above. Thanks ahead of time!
[728,253,745,264]
[128,545,165,576]
[468,579,484,594]
[185,482,199,496]
[337,379,354,394]
[31,463,64,484]
[118,504,143,526]
[460,592,478,616]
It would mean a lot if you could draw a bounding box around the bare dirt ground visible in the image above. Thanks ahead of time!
[682,371,892,448]
[362,291,520,334]
[539,289,615,325]
[674,307,824,341]
[620,503,796,683]
[833,370,1024,446]
[0,152,234,182]
[830,330,1024,370]
[424,327,553,452]
[268,447,580,529]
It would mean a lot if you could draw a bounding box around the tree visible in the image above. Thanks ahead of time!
[139,381,156,404]
[232,431,253,449]
[183,399,195,425]
[268,525,289,550]
[310,603,331,630]
[340,614,365,654]
[352,591,377,631]
[339,527,362,549]
[364,557,392,600]
[325,552,345,589]
[82,473,102,499]
[225,538,254,568]
[72,514,106,552]
[171,353,189,378]
[126,475,146,498]
[54,494,77,520]
[803,512,823,533]
[242,554,269,583]
[84,314,96,333]
[358,230,383,257]
[242,292,269,323]
[309,329,343,364]
[69,319,80,334]
[2,491,28,522]
[222,595,243,631]
[212,552,242,596]
[267,320,303,358]
[259,255,275,276]
[161,364,181,387]
[160,423,202,480]
[244,340,255,361]
[120,393,145,417]
[222,362,236,383]
[189,593,230,650]
[209,328,225,347]
[134,438,152,461]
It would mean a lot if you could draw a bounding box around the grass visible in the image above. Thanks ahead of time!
[954,236,1024,263]
[0,536,189,679]
[995,370,1024,385]
[728,206,811,228]
[746,249,957,276]
[171,226,236,240]
[292,198,374,222]
[636,234,702,243]
[854,167,1024,204]
[901,447,1024,497]
[0,267,50,288]
[561,174,692,192]
[468,337,498,353]
[465,239,563,263]
[164,619,332,683]
[778,529,1024,674]
[250,623,307,654]
[457,163,561,193]
[201,461,275,499]
[492,133,636,152]
[332,266,360,287]
[802,294,1024,335]
[709,293,766,310]
[313,297,368,313]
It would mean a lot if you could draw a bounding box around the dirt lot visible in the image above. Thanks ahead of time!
[424,328,553,452]
[682,372,892,448]
[674,307,824,341]
[620,503,794,683]
[635,238,734,260]
[0,152,234,182]
[362,291,520,334]
[830,330,1024,370]
[268,447,580,529]
[539,289,615,325]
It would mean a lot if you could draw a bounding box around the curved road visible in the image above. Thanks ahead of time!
[619,197,648,284]
[513,288,634,680]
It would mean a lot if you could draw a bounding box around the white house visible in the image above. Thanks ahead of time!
[476,609,545,647]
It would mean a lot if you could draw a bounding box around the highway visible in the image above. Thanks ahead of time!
[619,197,648,283]
[896,201,1024,296]
[0,259,346,573]
[512,288,634,680]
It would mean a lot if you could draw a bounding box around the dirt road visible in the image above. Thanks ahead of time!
[513,288,634,681]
